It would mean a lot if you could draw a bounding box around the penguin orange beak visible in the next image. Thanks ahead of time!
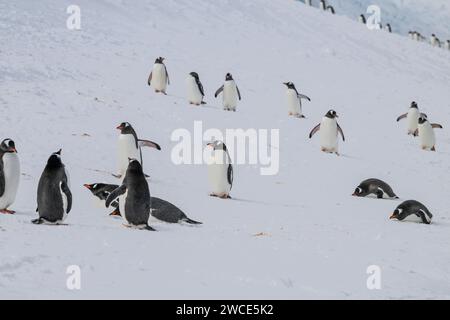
[352,193,357,196]
[83,184,92,189]
[389,213,397,220]
[116,125,124,130]
[9,147,17,153]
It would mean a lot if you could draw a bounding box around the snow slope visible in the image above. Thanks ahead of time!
[1,0,450,299]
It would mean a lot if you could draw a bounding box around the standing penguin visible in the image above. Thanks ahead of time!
[148,57,170,94]
[214,73,241,112]
[33,150,72,225]
[207,141,233,199]
[445,40,450,50]
[390,200,433,224]
[0,139,20,214]
[385,24,392,33]
[319,0,326,10]
[396,101,421,136]
[414,116,443,151]
[186,72,206,106]
[430,34,441,47]
[116,122,161,179]
[106,159,155,231]
[283,82,311,118]
[309,110,345,155]
[359,14,367,24]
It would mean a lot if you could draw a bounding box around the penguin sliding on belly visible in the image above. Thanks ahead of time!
[106,159,155,231]
[414,116,443,151]
[283,82,311,118]
[0,139,20,214]
[84,183,202,224]
[33,149,72,225]
[207,140,233,199]
[215,73,241,112]
[186,72,206,106]
[352,179,399,199]
[148,57,170,94]
[115,122,161,179]
[309,110,345,155]
[390,200,433,224]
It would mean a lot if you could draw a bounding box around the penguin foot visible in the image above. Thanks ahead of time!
[162,91,167,95]
[0,209,15,214]
[31,218,44,224]
[210,193,231,199]
[155,90,160,93]
[109,209,121,217]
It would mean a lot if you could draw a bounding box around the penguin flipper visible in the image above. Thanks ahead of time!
[214,85,224,98]
[105,185,127,208]
[298,94,311,102]
[164,64,170,85]
[0,160,5,197]
[432,124,443,129]
[227,164,233,189]
[236,86,242,100]
[61,181,72,214]
[147,72,152,86]
[337,123,345,141]
[309,124,321,139]
[396,113,407,122]
[138,139,161,150]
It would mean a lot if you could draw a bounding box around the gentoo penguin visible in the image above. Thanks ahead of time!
[33,149,72,225]
[352,179,398,199]
[214,73,241,112]
[106,159,155,231]
[148,57,170,94]
[84,183,120,216]
[385,24,392,33]
[445,40,450,50]
[430,34,441,47]
[207,140,233,199]
[396,101,421,136]
[414,116,443,151]
[116,122,161,179]
[186,72,206,106]
[0,139,20,214]
[319,0,326,10]
[326,5,335,14]
[390,200,433,224]
[85,183,202,224]
[309,110,345,155]
[283,82,311,118]
[359,14,367,24]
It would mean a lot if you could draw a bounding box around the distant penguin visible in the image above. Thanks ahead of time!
[445,40,450,50]
[186,72,206,106]
[0,139,20,214]
[283,82,311,118]
[309,110,345,155]
[33,150,72,225]
[408,31,414,39]
[148,57,170,94]
[305,0,312,6]
[430,34,441,47]
[116,122,161,179]
[359,14,367,24]
[390,200,433,224]
[84,183,120,216]
[106,159,155,231]
[414,116,443,151]
[396,101,421,136]
[352,179,398,199]
[207,141,233,199]
[385,23,392,33]
[327,5,335,14]
[319,0,326,10]
[215,73,241,111]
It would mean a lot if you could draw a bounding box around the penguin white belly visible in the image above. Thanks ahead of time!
[286,90,301,116]
[419,124,435,149]
[151,64,167,92]
[223,81,238,110]
[207,151,231,196]
[59,181,68,222]
[0,153,20,209]
[118,135,140,176]
[186,76,203,105]
[320,118,338,152]
[406,109,419,134]
[119,191,129,224]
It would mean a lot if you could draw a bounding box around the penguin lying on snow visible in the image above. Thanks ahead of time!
[309,110,345,155]
[33,149,72,225]
[352,179,398,199]
[390,200,433,224]
[283,82,311,118]
[414,116,443,151]
[0,139,20,215]
[84,183,202,224]
[148,57,170,94]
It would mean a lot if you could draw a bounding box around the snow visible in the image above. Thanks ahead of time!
[1,0,450,299]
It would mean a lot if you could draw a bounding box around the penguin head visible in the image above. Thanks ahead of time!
[325,110,338,119]
[418,116,428,125]
[411,101,418,109]
[283,82,295,89]
[189,72,199,79]
[0,139,17,153]
[225,73,233,81]
[207,140,227,152]
[390,205,408,221]
[155,57,165,64]
[83,183,101,191]
[352,187,364,197]
[127,158,143,172]
[47,149,63,167]
[116,122,133,134]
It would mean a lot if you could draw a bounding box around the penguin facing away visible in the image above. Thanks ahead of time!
[430,34,441,47]
[283,82,311,118]
[353,179,398,199]
[186,72,206,106]
[309,110,345,155]
[0,139,20,214]
[214,73,241,112]
[148,57,170,94]
[116,122,161,179]
[33,149,72,225]
[106,159,155,231]
[396,101,421,136]
[84,183,120,216]
[414,116,443,151]
[390,200,433,224]
[207,141,233,199]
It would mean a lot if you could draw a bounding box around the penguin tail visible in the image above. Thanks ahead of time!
[145,225,157,231]
[183,217,203,225]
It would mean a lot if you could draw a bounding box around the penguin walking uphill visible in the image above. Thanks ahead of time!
[352,179,399,199]
[207,140,233,199]
[0,139,20,214]
[115,122,161,179]
[33,150,72,225]
[309,110,345,155]
[414,115,443,151]
[283,82,311,118]
[186,72,206,106]
[148,57,170,94]
[390,200,433,224]
[215,73,241,112]
[106,159,155,231]
[396,101,422,136]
